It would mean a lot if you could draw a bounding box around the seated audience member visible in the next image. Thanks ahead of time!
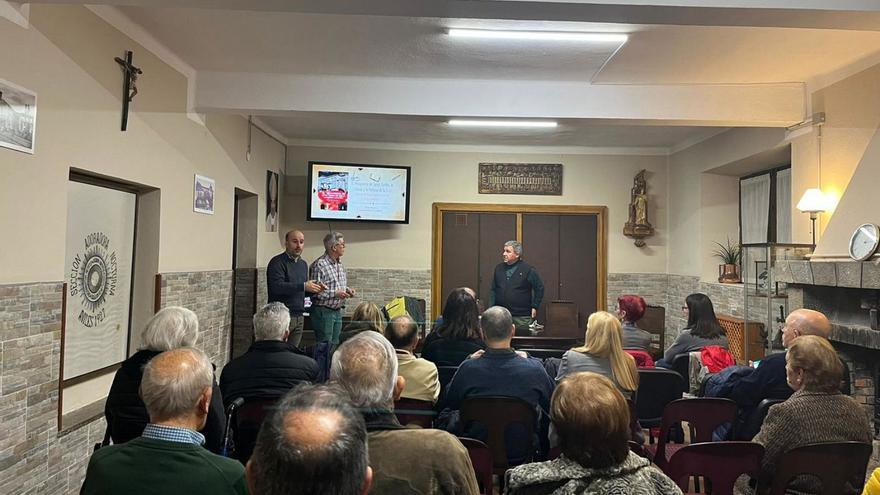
[330,331,479,494]
[246,383,372,495]
[385,315,440,404]
[617,295,654,351]
[747,336,870,494]
[104,307,225,453]
[422,288,485,366]
[82,348,247,495]
[339,301,386,345]
[556,311,638,399]
[506,372,681,495]
[220,302,318,405]
[657,293,728,367]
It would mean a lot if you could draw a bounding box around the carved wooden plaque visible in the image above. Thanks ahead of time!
[478,163,563,195]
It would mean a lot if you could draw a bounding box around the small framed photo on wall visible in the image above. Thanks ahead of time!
[266,170,279,232]
[0,78,38,154]
[193,174,215,215]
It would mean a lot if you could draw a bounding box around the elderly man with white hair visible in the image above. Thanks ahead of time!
[220,302,318,405]
[331,331,480,495]
[83,348,247,495]
[104,306,226,453]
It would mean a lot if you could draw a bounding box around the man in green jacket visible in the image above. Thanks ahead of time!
[81,348,247,495]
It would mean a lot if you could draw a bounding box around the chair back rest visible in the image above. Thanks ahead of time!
[437,365,458,401]
[394,398,435,428]
[460,396,536,471]
[625,349,655,368]
[635,368,685,423]
[737,398,785,441]
[458,437,494,495]
[232,397,279,462]
[517,348,565,360]
[671,352,691,384]
[768,441,872,495]
[654,398,738,467]
[666,441,764,495]
[546,301,578,338]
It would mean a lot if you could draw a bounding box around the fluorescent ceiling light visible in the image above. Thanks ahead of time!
[448,119,558,128]
[448,28,627,43]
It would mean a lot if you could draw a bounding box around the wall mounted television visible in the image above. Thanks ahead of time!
[307,161,411,224]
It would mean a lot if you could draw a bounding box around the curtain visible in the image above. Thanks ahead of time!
[776,168,792,243]
[740,174,771,244]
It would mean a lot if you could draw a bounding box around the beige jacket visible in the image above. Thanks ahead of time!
[397,350,441,404]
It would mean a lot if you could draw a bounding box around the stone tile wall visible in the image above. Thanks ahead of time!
[231,269,257,359]
[0,282,106,495]
[345,268,432,322]
[158,271,234,372]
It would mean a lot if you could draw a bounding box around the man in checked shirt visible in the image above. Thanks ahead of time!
[309,231,357,344]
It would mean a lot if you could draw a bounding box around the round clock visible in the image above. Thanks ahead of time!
[849,223,880,261]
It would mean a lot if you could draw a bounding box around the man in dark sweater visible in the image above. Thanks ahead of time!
[267,230,325,346]
[444,306,555,462]
[488,240,544,334]
[81,348,247,495]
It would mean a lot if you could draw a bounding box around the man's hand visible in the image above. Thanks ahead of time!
[468,349,485,360]
[531,308,537,319]
[346,287,357,297]
[335,289,350,299]
[305,280,324,293]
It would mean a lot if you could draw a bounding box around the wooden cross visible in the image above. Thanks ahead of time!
[114,50,143,131]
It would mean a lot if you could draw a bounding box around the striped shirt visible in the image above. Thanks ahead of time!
[142,423,206,446]
[309,253,348,310]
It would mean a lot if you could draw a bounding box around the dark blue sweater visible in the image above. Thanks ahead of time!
[267,252,309,315]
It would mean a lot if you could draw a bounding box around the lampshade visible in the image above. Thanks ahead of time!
[796,188,828,213]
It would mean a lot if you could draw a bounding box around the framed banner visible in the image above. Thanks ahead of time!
[479,163,562,195]
[63,181,136,380]
[0,77,37,154]
[194,174,215,214]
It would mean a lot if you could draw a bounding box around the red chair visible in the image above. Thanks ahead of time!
[765,441,872,495]
[643,397,738,471]
[458,437,494,495]
[394,398,435,428]
[459,397,536,480]
[665,441,764,495]
[232,397,279,463]
[625,349,655,368]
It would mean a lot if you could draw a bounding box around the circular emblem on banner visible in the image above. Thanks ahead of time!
[69,232,118,327]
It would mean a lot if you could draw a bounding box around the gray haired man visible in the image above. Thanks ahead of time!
[488,240,545,334]
[220,302,319,408]
[82,348,247,495]
[309,231,356,344]
[330,332,479,494]
[247,383,373,495]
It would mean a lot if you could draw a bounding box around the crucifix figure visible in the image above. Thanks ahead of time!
[114,50,143,131]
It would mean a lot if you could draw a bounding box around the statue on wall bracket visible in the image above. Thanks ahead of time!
[623,169,655,247]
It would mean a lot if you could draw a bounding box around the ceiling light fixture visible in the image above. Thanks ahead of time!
[447,28,628,43]
[447,119,558,128]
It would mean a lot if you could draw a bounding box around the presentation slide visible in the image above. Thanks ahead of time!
[308,162,411,223]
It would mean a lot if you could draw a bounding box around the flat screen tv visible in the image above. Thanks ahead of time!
[307,161,411,224]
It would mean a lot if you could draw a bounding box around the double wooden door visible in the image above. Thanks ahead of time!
[432,203,606,336]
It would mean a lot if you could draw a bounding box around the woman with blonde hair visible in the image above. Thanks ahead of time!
[339,301,387,345]
[556,311,639,397]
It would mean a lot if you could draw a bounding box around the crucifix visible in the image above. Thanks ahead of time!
[114,50,143,131]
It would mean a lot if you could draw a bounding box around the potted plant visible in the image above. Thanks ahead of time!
[713,238,742,283]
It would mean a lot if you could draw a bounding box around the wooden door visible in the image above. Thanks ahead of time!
[559,214,599,331]
[440,211,480,308]
[521,214,561,321]
[476,213,516,304]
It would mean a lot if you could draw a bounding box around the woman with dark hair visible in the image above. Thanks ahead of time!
[421,288,485,366]
[506,372,681,495]
[659,293,728,366]
[617,295,653,351]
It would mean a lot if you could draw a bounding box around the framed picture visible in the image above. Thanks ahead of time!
[266,170,279,232]
[193,174,215,215]
[0,78,37,154]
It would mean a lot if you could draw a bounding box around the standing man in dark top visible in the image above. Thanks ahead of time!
[267,230,325,347]
[488,240,545,334]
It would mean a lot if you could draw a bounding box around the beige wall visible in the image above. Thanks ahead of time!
[283,146,669,274]
[0,5,284,285]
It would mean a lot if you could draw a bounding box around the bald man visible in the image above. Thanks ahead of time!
[82,348,247,495]
[725,309,850,426]
[247,384,372,495]
[267,230,325,347]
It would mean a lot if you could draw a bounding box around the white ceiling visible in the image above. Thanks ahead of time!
[78,1,880,150]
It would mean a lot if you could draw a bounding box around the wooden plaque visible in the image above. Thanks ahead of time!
[479,163,562,195]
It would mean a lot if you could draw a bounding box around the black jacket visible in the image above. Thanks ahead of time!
[421,335,485,367]
[219,340,319,405]
[103,349,226,453]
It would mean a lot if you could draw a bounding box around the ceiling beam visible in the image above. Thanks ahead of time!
[196,72,805,127]
[25,0,880,30]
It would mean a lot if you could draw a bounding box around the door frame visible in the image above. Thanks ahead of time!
[431,202,608,318]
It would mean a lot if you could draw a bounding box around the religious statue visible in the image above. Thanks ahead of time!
[623,169,655,247]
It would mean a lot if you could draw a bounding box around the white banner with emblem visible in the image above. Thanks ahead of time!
[63,181,135,379]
